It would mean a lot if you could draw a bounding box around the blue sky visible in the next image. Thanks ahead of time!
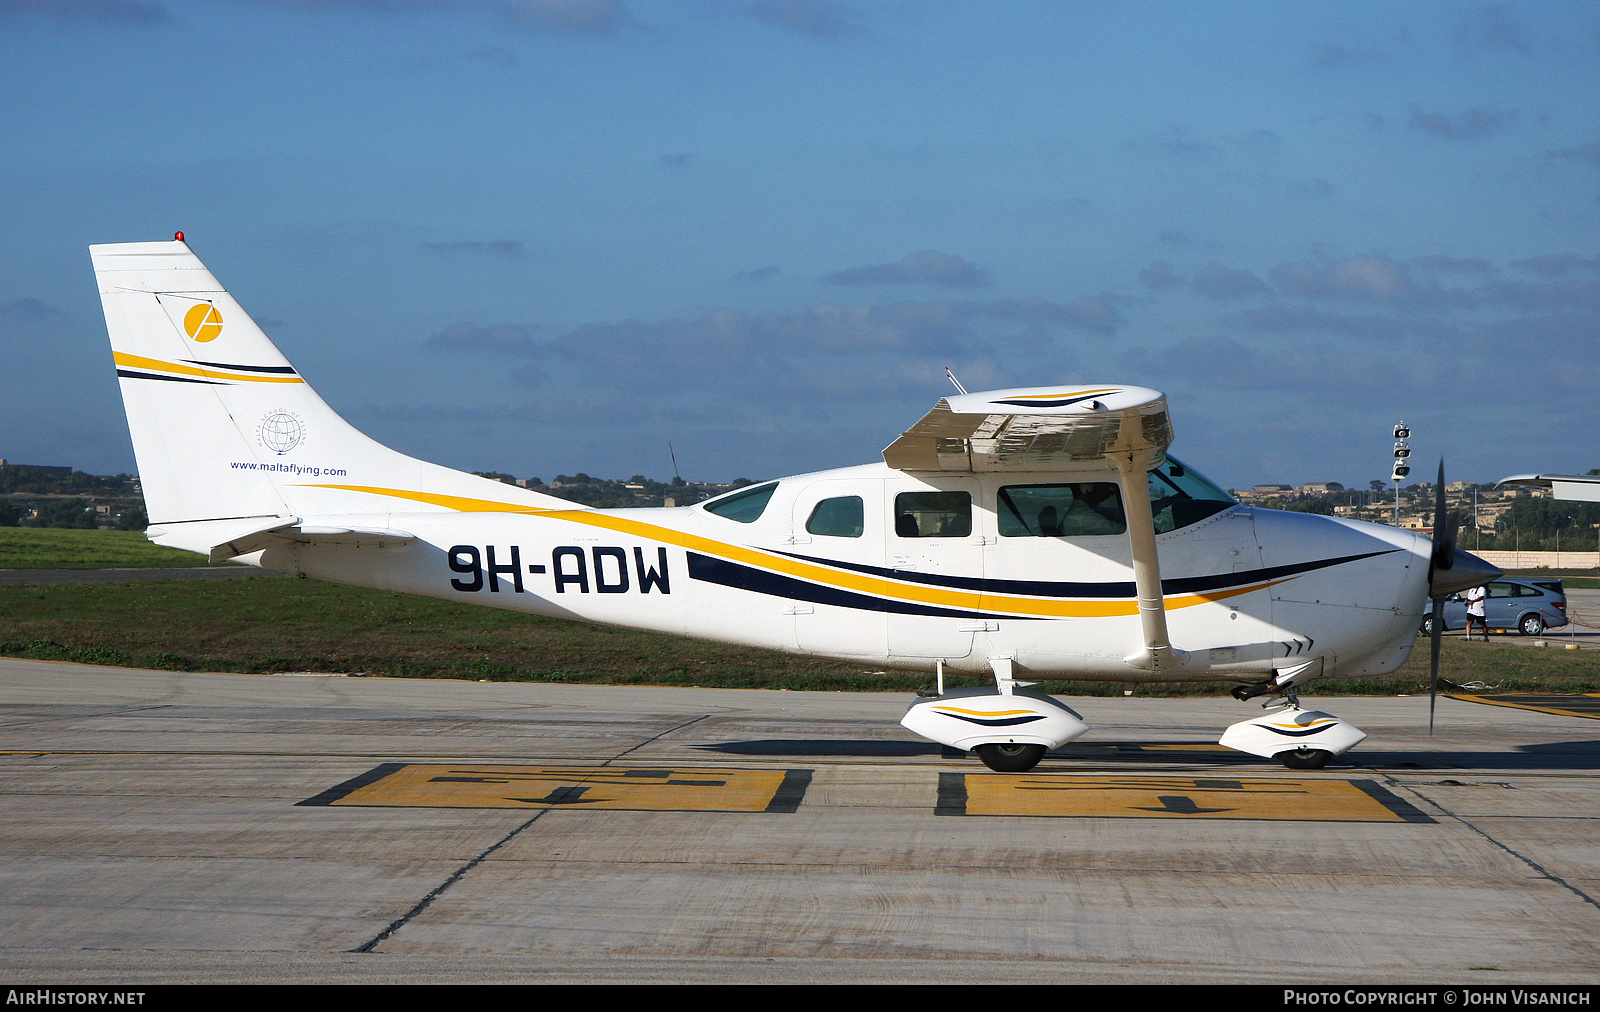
[2,0,1597,490]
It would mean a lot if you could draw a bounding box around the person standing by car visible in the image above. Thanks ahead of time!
[1464,583,1489,641]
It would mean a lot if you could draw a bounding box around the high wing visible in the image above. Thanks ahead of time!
[881,385,1172,472]
[1497,473,1600,503]
[885,384,1180,673]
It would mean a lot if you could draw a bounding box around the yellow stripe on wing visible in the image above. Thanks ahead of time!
[296,483,1290,618]
[997,388,1120,402]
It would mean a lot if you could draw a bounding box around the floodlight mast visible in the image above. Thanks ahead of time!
[1392,423,1411,526]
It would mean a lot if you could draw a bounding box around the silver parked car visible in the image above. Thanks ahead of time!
[1422,578,1568,637]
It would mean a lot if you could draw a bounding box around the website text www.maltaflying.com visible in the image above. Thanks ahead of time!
[229,461,346,479]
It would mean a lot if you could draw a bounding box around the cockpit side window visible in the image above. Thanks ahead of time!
[806,496,864,538]
[703,482,778,523]
[998,483,1126,537]
[894,491,971,538]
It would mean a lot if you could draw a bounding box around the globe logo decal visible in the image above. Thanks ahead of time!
[183,303,224,343]
[259,411,303,455]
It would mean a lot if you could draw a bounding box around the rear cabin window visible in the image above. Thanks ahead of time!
[806,496,864,538]
[703,482,778,523]
[894,491,971,538]
[998,483,1126,537]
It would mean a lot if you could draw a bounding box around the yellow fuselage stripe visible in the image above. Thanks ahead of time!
[297,483,1290,618]
[114,351,305,384]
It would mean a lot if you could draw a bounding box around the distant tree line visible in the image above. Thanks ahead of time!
[0,465,145,530]
[471,471,757,510]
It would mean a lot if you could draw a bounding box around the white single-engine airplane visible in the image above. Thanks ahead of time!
[92,236,1500,772]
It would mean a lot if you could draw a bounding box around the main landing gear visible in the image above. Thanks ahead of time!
[902,660,1368,773]
[900,659,1089,773]
[973,743,1048,773]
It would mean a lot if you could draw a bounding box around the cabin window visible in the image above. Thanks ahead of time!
[998,483,1126,537]
[1147,457,1236,534]
[806,496,864,538]
[894,491,971,538]
[703,482,778,523]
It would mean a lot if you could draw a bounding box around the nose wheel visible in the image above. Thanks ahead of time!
[1278,747,1334,770]
[1219,700,1366,767]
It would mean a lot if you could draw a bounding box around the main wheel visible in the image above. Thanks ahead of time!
[1519,613,1545,636]
[974,743,1046,773]
[1279,748,1334,770]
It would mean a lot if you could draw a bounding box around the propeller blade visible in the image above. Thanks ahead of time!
[1429,594,1444,734]
[1427,459,1457,590]
[1427,459,1453,734]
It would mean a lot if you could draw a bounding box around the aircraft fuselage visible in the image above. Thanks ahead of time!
[243,461,1432,684]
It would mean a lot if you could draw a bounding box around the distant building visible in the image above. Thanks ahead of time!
[1251,484,1292,493]
[1298,482,1345,493]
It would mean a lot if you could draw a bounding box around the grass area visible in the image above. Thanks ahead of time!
[2,578,1598,695]
[0,528,215,570]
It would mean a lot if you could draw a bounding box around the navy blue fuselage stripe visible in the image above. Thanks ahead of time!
[768,548,1399,598]
[116,369,225,385]
[686,552,999,620]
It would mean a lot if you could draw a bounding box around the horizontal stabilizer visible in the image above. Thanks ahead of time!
[208,523,415,563]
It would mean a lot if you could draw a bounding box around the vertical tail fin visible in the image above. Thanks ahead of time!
[93,238,570,533]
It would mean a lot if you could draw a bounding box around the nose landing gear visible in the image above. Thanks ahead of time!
[1219,687,1367,769]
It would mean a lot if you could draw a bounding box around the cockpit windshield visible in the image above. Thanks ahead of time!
[1147,456,1236,533]
[701,481,778,523]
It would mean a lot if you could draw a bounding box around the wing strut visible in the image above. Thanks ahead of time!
[1108,412,1185,671]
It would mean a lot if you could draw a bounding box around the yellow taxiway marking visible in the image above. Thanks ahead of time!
[1449,693,1600,721]
[299,763,812,813]
[938,774,1432,822]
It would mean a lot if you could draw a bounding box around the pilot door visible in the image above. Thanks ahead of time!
[883,478,982,660]
[789,478,886,656]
